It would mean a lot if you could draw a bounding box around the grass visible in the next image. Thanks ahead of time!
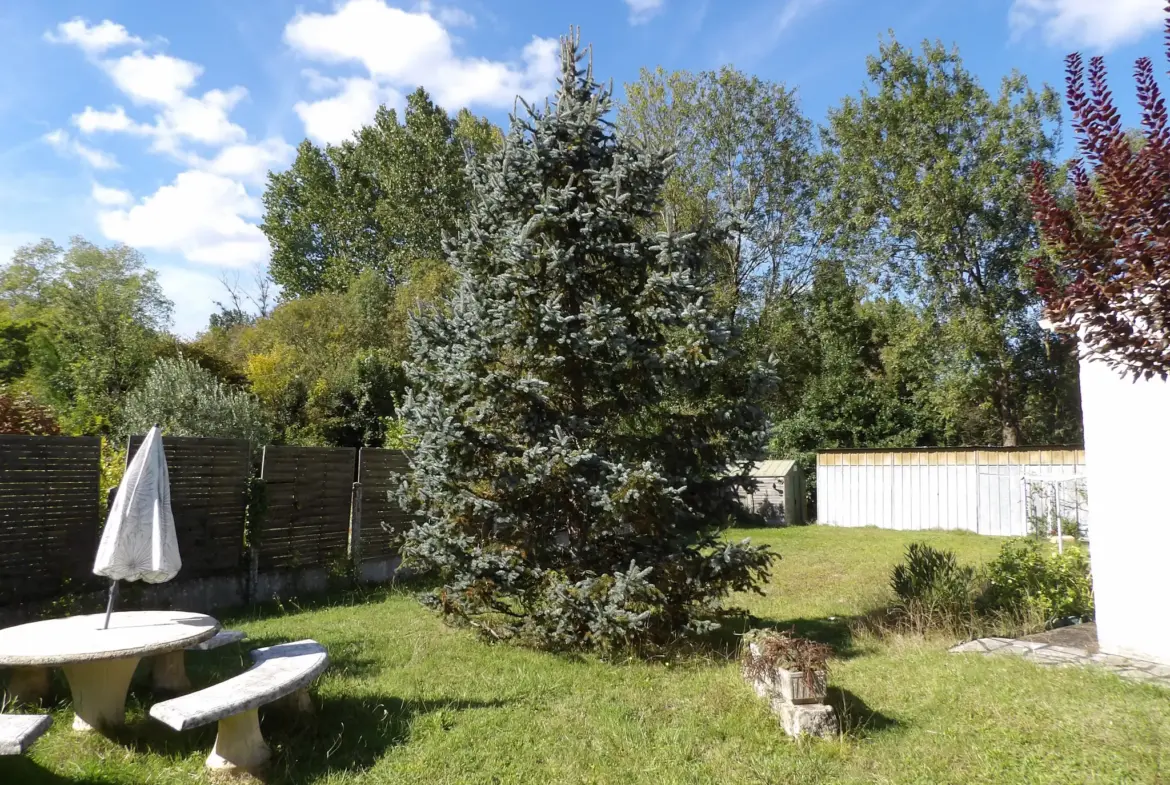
[5,526,1169,784]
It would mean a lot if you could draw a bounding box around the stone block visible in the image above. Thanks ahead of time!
[1089,653,1133,668]
[773,700,838,739]
[1028,648,1086,665]
[949,639,989,654]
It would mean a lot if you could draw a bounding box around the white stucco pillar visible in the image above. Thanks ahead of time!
[1078,352,1170,664]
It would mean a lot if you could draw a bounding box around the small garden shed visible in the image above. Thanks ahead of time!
[742,460,805,526]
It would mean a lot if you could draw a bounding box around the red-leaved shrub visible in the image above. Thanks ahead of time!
[1029,6,1170,380]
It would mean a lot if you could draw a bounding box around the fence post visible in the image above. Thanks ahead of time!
[247,449,269,606]
[349,481,363,584]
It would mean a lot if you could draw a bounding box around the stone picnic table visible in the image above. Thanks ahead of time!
[0,611,219,732]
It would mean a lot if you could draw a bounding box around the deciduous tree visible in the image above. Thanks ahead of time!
[262,89,501,296]
[620,67,817,320]
[821,36,1077,445]
[0,238,172,433]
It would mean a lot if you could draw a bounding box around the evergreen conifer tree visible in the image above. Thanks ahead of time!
[400,33,776,649]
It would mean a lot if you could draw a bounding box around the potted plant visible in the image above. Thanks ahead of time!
[741,629,831,705]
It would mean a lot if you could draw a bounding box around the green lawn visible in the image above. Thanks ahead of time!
[5,526,1168,784]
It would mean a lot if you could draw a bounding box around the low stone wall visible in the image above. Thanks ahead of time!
[0,560,400,627]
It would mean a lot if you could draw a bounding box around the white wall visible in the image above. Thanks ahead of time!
[816,449,1086,536]
[1079,355,1170,665]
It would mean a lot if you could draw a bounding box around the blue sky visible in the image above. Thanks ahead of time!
[0,0,1165,336]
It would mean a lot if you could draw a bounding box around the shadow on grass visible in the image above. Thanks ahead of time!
[683,612,865,663]
[826,686,900,738]
[0,757,106,785]
[99,693,508,784]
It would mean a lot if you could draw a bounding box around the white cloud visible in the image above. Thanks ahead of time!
[626,0,665,25]
[155,266,236,338]
[102,50,201,106]
[98,170,269,267]
[105,51,201,104]
[186,138,296,185]
[74,105,150,135]
[98,51,248,151]
[155,88,249,150]
[91,183,133,206]
[43,129,119,169]
[52,28,250,153]
[1009,0,1164,51]
[418,1,477,28]
[436,7,476,27]
[284,0,558,124]
[301,68,342,93]
[49,15,290,274]
[294,78,402,144]
[45,17,144,55]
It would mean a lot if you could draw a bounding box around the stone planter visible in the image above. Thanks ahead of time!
[745,643,828,705]
[774,668,827,706]
[744,639,838,738]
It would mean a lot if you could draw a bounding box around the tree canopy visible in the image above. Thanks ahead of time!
[620,67,818,320]
[262,88,501,296]
[820,36,1079,446]
[0,237,172,433]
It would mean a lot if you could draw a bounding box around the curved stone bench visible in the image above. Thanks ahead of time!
[151,629,249,693]
[149,640,328,774]
[0,714,52,755]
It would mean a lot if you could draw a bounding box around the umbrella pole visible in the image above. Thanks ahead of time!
[102,580,119,630]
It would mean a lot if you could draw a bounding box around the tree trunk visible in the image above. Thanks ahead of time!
[1002,418,1019,447]
[997,375,1020,447]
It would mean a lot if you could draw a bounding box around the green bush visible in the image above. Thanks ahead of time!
[887,538,1094,635]
[890,542,978,612]
[123,356,272,444]
[980,539,1093,625]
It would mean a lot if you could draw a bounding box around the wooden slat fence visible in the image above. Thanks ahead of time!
[259,446,356,571]
[357,448,413,561]
[127,435,252,578]
[2,438,415,609]
[0,435,101,604]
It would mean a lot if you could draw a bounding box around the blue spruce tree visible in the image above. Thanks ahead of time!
[401,32,776,649]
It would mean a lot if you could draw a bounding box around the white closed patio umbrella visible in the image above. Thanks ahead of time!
[94,425,181,629]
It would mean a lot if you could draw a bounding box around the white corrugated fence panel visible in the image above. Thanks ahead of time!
[816,448,1087,536]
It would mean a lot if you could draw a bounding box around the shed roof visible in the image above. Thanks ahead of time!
[748,459,796,477]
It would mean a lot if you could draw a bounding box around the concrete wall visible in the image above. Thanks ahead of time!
[1079,355,1170,665]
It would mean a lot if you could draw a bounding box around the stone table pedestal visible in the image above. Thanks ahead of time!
[0,611,219,733]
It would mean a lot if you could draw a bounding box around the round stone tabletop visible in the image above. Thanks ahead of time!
[0,611,220,667]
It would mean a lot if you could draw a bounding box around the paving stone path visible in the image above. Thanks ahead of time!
[949,637,1170,688]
